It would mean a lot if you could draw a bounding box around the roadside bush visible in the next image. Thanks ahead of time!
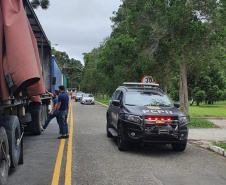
[192,87,200,97]
[222,90,226,101]
[170,90,179,101]
[217,90,223,101]
[194,90,206,106]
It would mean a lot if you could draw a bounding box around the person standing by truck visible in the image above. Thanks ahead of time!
[57,85,69,139]
[41,90,61,132]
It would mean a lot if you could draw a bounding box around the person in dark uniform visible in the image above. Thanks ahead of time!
[41,90,61,132]
[57,85,69,139]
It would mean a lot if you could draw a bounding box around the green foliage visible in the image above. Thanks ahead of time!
[189,101,226,117]
[81,0,226,101]
[194,90,206,106]
[212,141,226,150]
[199,76,212,92]
[170,90,179,102]
[192,87,200,97]
[189,118,216,129]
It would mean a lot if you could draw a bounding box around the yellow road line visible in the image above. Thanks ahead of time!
[51,139,65,185]
[65,101,73,185]
[51,101,71,185]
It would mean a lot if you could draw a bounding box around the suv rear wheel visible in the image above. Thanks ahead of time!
[117,124,128,151]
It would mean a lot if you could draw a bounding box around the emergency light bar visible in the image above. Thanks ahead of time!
[123,82,159,87]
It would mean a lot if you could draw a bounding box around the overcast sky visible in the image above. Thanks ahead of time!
[34,0,122,64]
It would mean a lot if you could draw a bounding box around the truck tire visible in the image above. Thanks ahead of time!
[18,138,23,165]
[0,127,9,185]
[0,116,21,168]
[18,127,24,165]
[171,141,187,152]
[117,124,129,151]
[30,110,42,135]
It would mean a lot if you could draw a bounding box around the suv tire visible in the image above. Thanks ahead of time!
[117,124,128,151]
[171,141,187,152]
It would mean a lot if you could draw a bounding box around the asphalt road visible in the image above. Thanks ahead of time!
[7,101,226,185]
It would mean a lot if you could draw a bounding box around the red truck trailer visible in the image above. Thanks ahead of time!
[0,0,53,184]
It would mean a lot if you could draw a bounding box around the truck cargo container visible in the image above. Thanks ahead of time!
[0,0,57,184]
[52,56,64,93]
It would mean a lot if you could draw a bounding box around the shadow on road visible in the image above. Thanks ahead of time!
[109,137,188,157]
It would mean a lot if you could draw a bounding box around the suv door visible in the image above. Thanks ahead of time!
[111,90,123,128]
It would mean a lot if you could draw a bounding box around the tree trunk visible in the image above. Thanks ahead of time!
[179,62,189,116]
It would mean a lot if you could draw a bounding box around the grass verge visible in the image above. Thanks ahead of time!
[212,141,226,150]
[95,97,110,106]
[189,101,226,117]
[189,118,216,128]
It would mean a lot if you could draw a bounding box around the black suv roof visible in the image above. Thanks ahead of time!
[116,86,165,94]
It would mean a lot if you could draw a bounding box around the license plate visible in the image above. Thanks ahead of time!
[156,121,164,124]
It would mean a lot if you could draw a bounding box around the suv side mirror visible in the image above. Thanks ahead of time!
[112,100,120,106]
[174,103,180,108]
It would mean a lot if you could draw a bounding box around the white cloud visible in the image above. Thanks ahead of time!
[34,0,122,64]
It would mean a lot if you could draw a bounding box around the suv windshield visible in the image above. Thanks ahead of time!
[77,93,83,96]
[125,91,172,107]
[83,94,93,97]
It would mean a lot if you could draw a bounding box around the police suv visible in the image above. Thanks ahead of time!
[106,82,189,151]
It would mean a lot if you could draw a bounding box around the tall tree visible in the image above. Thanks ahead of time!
[81,0,226,116]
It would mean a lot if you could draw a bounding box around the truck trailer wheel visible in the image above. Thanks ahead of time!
[18,127,24,165]
[0,116,21,168]
[30,110,42,135]
[0,127,9,185]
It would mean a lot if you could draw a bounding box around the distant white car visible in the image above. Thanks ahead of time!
[81,94,95,105]
[75,92,84,102]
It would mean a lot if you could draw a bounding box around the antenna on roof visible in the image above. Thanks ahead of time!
[123,82,159,87]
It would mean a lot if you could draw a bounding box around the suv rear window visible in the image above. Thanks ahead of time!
[125,91,172,107]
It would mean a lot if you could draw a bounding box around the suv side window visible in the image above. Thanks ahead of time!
[113,90,121,100]
[118,92,123,104]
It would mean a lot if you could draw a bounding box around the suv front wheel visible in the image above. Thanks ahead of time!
[117,124,128,151]
[171,141,187,152]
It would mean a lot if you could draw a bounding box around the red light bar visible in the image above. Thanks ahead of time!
[146,116,173,121]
